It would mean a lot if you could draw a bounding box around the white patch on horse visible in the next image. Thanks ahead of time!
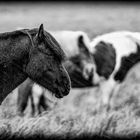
[32,83,43,105]
[50,30,91,58]
[32,83,58,103]
[90,31,140,108]
[90,31,138,83]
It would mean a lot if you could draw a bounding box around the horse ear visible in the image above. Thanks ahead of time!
[37,24,44,39]
[78,35,90,56]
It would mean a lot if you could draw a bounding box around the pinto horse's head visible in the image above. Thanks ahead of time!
[25,24,71,98]
[69,35,95,83]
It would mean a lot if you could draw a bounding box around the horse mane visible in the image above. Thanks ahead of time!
[22,28,66,62]
[0,29,29,39]
[43,30,66,62]
[0,28,66,62]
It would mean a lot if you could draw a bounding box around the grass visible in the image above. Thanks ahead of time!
[1,2,140,140]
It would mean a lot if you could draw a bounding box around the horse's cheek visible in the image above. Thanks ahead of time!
[26,61,43,79]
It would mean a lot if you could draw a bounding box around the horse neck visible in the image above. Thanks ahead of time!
[0,34,31,104]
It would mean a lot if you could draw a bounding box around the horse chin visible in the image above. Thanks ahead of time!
[44,89,59,102]
[55,93,64,98]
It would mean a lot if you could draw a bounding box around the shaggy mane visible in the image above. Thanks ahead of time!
[0,28,66,62]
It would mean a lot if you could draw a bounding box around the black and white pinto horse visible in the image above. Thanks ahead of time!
[0,24,71,106]
[90,31,140,110]
[17,30,95,116]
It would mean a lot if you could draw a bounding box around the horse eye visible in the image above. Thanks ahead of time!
[47,71,54,78]
[72,59,80,66]
[48,69,51,72]
[48,68,54,72]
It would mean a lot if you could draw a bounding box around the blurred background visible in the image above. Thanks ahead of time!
[1,2,140,38]
[1,1,140,139]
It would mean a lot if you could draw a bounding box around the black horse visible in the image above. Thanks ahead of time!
[16,34,95,116]
[0,24,71,105]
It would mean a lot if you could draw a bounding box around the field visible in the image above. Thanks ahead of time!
[1,2,140,139]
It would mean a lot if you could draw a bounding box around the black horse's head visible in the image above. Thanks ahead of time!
[25,24,71,98]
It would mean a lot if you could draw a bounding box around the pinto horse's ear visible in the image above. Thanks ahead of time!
[78,35,90,56]
[37,24,44,39]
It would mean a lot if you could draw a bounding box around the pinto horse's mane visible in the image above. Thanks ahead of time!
[0,28,66,62]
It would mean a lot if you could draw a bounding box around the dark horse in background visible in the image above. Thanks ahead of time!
[0,24,71,106]
[17,31,95,116]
